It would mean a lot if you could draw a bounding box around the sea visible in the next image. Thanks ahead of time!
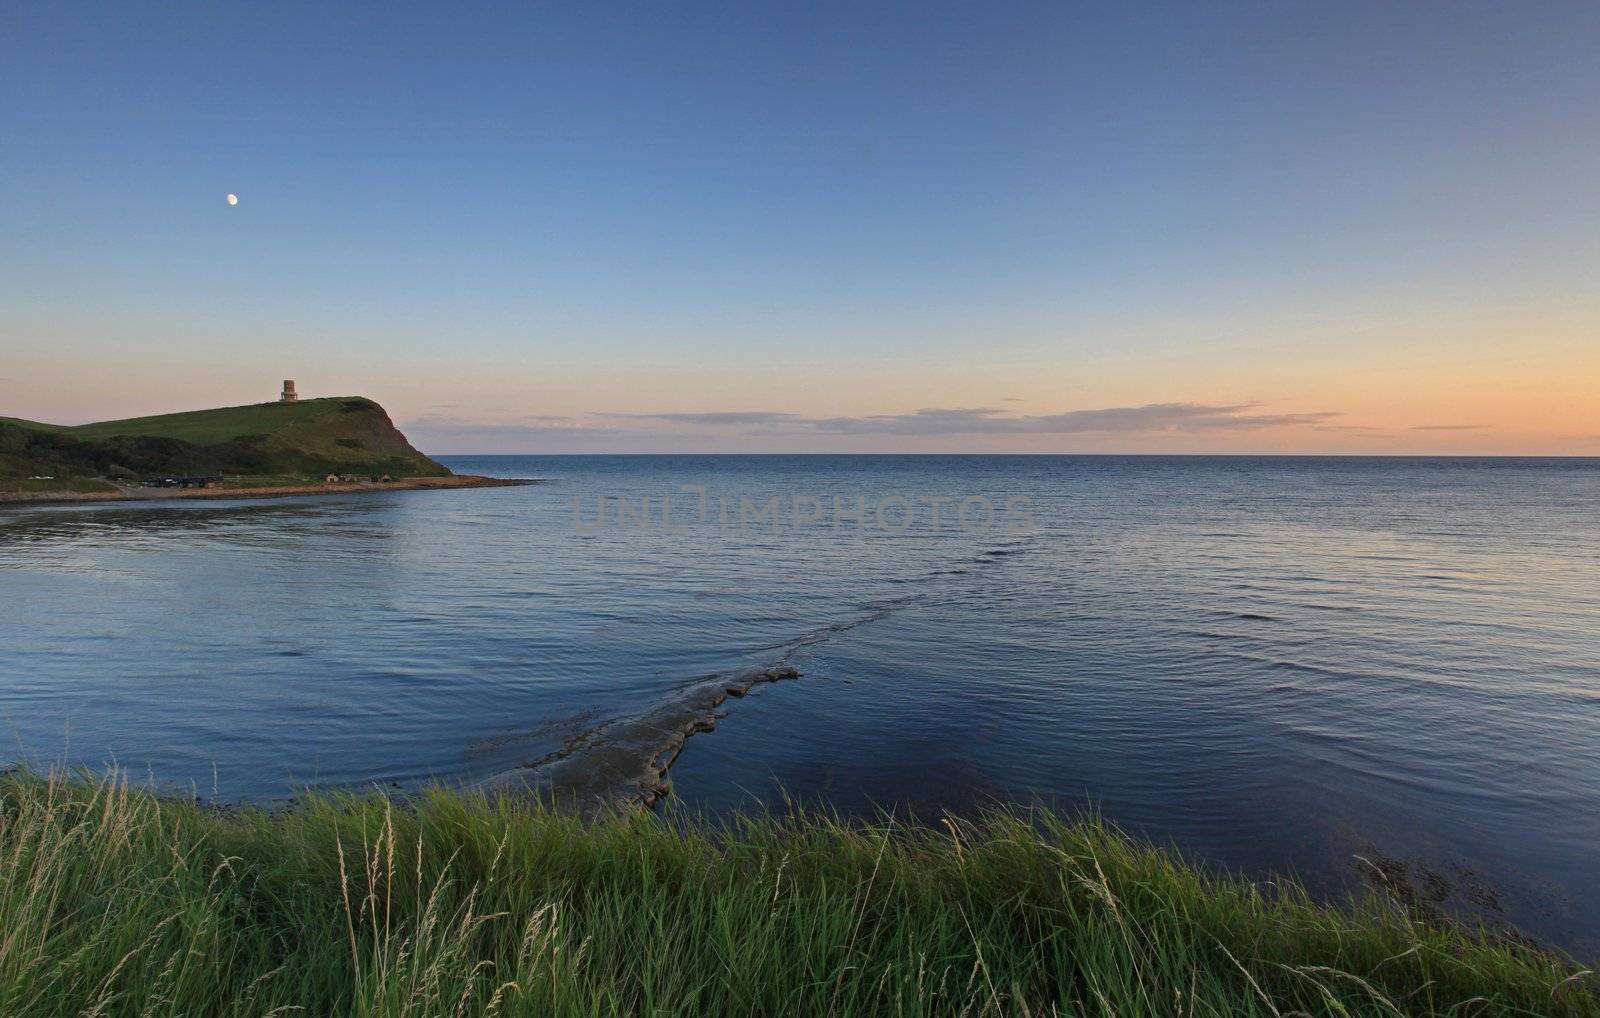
[2,455,1597,954]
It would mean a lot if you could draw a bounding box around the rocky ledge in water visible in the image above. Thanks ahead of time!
[482,664,801,814]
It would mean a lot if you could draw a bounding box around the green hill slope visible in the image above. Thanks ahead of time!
[0,398,449,482]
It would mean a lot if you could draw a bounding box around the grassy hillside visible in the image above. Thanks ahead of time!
[0,416,72,435]
[0,397,449,482]
[0,772,1593,1018]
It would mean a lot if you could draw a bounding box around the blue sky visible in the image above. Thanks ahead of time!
[3,2,1597,452]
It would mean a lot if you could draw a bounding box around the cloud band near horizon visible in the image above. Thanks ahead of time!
[580,402,1339,436]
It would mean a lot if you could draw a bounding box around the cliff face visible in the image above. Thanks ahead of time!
[256,398,451,477]
[0,397,450,480]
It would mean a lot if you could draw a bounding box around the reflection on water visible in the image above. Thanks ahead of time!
[2,455,1598,954]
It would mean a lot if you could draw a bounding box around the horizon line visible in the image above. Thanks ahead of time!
[429,451,1600,459]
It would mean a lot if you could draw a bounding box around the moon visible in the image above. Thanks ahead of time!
[226,193,238,206]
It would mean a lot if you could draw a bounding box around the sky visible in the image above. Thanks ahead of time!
[2,1,1597,454]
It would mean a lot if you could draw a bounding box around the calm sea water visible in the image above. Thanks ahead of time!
[3,456,1598,953]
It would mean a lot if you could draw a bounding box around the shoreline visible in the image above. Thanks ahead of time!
[0,474,536,506]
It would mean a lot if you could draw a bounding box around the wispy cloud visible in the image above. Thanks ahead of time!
[404,400,1344,451]
[807,403,1339,436]
[578,402,1340,436]
[593,411,801,426]
[1313,424,1395,439]
[404,413,614,439]
[401,411,720,454]
[1409,424,1489,431]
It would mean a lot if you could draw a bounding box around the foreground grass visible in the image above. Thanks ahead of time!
[0,772,1593,1017]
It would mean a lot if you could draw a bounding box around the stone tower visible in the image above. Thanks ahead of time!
[280,380,298,402]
